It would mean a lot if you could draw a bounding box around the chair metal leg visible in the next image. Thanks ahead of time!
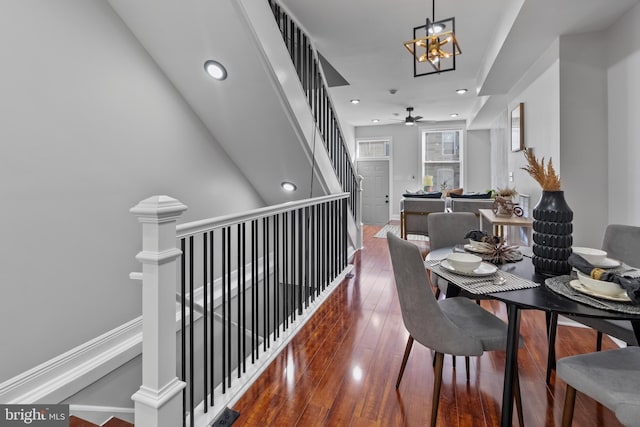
[546,312,558,384]
[396,335,414,388]
[596,331,603,351]
[465,356,470,381]
[431,352,444,427]
[513,363,524,427]
[561,385,577,427]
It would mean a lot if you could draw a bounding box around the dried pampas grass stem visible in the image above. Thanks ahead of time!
[522,150,561,191]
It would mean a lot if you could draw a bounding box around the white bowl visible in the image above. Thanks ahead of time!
[446,253,482,273]
[572,247,607,265]
[577,271,624,297]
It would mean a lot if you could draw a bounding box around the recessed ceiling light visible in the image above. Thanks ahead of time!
[456,88,468,94]
[372,119,380,123]
[204,60,227,80]
[281,181,297,192]
[450,113,459,118]
[350,99,360,104]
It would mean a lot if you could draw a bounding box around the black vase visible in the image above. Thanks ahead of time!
[532,191,573,276]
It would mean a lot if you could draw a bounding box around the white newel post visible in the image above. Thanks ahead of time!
[130,195,188,427]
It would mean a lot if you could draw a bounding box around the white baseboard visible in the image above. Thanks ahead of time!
[0,318,142,404]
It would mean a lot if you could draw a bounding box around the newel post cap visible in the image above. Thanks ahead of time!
[130,195,188,222]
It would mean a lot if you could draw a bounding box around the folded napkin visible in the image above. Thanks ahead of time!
[568,253,640,304]
[464,230,500,245]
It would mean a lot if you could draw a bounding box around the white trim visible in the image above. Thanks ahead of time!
[0,318,142,404]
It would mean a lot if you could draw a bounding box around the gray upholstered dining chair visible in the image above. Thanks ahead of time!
[387,232,523,427]
[557,347,640,427]
[426,212,479,298]
[547,225,640,383]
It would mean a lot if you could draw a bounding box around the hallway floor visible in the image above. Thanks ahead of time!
[232,225,622,426]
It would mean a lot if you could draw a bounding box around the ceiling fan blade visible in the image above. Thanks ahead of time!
[414,116,423,121]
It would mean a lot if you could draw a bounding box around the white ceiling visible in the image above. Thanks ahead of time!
[107,0,638,204]
[279,0,639,128]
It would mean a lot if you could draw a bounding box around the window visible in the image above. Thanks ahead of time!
[422,129,463,191]
[357,139,390,159]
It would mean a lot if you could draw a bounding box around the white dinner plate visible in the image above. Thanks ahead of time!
[591,257,622,268]
[440,260,498,277]
[569,279,630,302]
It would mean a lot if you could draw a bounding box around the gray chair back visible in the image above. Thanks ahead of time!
[602,224,640,268]
[386,232,483,355]
[427,212,479,250]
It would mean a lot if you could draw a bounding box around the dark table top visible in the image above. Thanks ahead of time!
[427,247,640,321]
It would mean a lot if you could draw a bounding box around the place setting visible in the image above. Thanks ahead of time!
[545,247,640,313]
[425,250,539,295]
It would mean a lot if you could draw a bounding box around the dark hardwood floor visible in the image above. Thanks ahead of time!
[232,224,622,426]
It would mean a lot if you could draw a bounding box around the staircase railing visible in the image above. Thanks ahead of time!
[267,0,358,220]
[130,194,352,427]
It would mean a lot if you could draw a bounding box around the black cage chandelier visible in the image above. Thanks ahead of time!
[404,0,461,77]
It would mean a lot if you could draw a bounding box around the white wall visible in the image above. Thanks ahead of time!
[505,60,561,215]
[489,6,640,247]
[607,1,640,226]
[466,129,492,193]
[559,33,609,247]
[0,0,263,383]
[355,123,491,219]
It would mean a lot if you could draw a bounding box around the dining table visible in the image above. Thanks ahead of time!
[425,246,640,427]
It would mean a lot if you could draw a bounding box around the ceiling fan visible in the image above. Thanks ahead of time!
[403,107,422,126]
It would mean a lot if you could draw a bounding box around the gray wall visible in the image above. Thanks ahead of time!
[0,0,263,382]
[607,2,640,226]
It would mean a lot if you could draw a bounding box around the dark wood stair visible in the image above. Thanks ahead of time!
[70,415,133,427]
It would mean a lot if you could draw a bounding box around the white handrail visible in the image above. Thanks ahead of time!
[176,192,348,238]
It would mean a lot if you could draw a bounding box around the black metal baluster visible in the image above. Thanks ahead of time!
[238,224,243,376]
[303,207,309,308]
[315,204,320,297]
[332,200,337,280]
[180,238,186,427]
[291,209,296,321]
[252,220,257,363]
[227,226,232,388]
[222,229,227,392]
[275,214,280,337]
[203,232,208,413]
[263,217,269,350]
[209,230,215,406]
[283,211,289,328]
[189,236,194,427]
[298,208,304,314]
[343,198,348,269]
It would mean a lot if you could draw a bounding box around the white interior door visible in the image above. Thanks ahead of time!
[357,160,390,226]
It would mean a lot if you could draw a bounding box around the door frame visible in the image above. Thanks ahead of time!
[356,137,393,224]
